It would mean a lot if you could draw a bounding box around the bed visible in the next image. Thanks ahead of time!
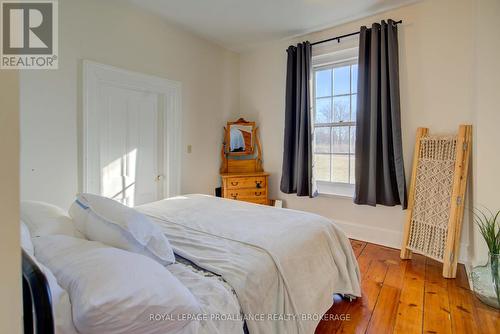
[23,194,361,334]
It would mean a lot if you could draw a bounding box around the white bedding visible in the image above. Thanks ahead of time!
[170,257,245,334]
[33,235,202,334]
[32,240,245,334]
[138,194,361,334]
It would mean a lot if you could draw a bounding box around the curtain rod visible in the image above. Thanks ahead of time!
[311,20,402,46]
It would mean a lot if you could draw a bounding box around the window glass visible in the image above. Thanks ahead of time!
[333,95,350,122]
[332,126,349,153]
[333,66,350,95]
[314,154,330,182]
[332,154,349,183]
[313,60,358,189]
[315,69,332,97]
[315,98,331,123]
[350,94,357,122]
[351,64,358,92]
[315,127,330,153]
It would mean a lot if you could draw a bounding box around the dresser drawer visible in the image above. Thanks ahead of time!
[225,176,266,190]
[226,188,267,200]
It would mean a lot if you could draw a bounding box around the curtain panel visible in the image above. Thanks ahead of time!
[280,42,315,197]
[354,20,407,208]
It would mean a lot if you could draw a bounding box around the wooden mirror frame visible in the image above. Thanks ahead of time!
[224,118,256,156]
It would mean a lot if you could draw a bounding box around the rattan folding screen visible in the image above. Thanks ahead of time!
[400,125,472,278]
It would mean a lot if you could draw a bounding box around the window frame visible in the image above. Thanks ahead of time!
[312,57,358,197]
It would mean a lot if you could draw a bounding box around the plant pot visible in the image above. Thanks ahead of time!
[471,253,500,309]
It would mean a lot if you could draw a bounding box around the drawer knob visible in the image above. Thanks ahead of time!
[231,181,239,186]
[255,181,262,188]
[255,191,262,196]
[230,193,238,199]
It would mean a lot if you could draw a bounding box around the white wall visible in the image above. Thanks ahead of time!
[238,0,479,262]
[20,0,239,210]
[19,0,499,267]
[0,70,21,333]
[473,0,500,266]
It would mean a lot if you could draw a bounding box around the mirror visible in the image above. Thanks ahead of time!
[226,119,256,155]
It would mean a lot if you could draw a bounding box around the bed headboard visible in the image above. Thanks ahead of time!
[22,250,54,334]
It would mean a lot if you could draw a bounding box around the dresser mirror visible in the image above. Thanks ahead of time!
[220,118,263,173]
[226,119,256,155]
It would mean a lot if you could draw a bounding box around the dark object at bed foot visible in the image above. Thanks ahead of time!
[22,250,54,334]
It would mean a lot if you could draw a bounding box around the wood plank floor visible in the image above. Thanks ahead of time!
[315,240,500,334]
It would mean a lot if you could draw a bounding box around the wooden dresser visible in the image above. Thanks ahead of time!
[220,118,270,205]
[221,172,269,205]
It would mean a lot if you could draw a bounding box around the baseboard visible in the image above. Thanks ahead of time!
[335,219,402,249]
[335,219,469,264]
[464,262,473,290]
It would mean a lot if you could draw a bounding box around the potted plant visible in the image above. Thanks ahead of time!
[471,208,500,309]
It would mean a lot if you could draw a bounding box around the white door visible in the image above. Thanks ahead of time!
[83,61,181,206]
[99,85,160,206]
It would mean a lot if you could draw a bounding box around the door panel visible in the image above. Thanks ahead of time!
[83,61,182,203]
[134,91,160,206]
[99,85,160,206]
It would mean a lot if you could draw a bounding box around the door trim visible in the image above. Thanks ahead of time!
[82,60,182,200]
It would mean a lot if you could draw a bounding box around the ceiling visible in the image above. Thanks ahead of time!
[127,0,417,51]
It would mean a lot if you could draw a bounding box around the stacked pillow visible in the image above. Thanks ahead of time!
[68,193,175,265]
[21,201,83,238]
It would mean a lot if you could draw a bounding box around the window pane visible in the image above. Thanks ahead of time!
[314,154,330,181]
[350,126,356,154]
[350,94,357,122]
[349,154,355,184]
[332,154,349,183]
[315,69,332,97]
[314,127,330,153]
[315,98,331,123]
[332,126,349,153]
[333,95,350,122]
[351,64,358,93]
[333,66,350,95]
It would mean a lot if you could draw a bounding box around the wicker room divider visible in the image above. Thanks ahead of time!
[400,125,472,278]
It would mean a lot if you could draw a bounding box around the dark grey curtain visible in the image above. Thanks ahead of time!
[354,20,407,208]
[280,42,314,197]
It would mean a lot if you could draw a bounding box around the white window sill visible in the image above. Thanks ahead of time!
[316,181,354,199]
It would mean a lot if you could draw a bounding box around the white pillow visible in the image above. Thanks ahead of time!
[69,193,175,265]
[21,201,83,238]
[20,220,34,256]
[24,251,78,334]
[33,235,201,334]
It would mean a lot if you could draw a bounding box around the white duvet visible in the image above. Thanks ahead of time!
[138,194,361,334]
[168,261,245,334]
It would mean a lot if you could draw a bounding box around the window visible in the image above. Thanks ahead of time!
[313,59,358,196]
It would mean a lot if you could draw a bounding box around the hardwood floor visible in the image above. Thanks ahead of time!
[315,240,500,334]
